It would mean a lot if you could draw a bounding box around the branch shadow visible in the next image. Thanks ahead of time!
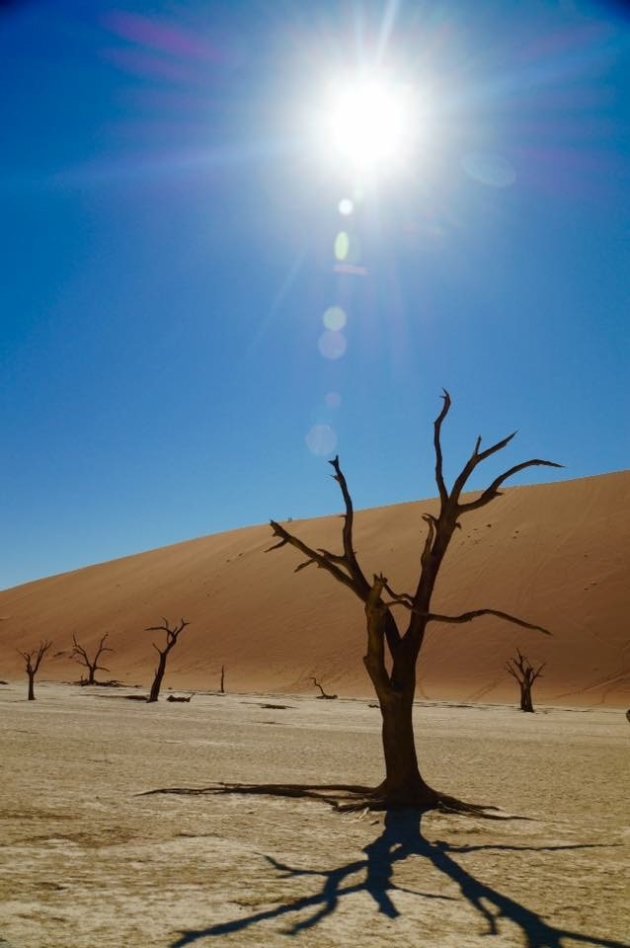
[171,810,624,947]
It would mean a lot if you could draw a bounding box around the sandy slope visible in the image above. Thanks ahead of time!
[0,683,627,948]
[0,472,628,707]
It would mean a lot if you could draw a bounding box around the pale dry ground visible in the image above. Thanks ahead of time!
[0,683,628,948]
[1,472,628,707]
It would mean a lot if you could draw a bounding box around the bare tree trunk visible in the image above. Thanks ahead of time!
[520,683,534,713]
[27,672,35,701]
[378,691,436,806]
[148,653,168,703]
[220,665,225,694]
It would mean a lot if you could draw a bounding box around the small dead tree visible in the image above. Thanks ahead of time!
[146,618,189,703]
[310,676,338,699]
[219,664,226,694]
[18,640,53,700]
[72,632,113,685]
[506,649,545,712]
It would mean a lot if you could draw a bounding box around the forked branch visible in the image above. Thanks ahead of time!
[433,392,562,514]
[267,521,358,594]
[505,649,546,682]
[18,639,53,674]
[458,458,563,513]
[267,456,371,602]
[146,617,189,656]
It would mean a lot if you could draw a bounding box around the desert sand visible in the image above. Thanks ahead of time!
[0,682,627,948]
[0,472,628,706]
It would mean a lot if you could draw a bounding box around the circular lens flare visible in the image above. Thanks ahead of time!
[306,424,337,456]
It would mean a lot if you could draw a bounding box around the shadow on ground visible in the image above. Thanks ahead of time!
[171,810,624,947]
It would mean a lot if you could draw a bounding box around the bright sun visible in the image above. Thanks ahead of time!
[324,74,413,174]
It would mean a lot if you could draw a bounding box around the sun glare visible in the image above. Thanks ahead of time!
[324,74,414,174]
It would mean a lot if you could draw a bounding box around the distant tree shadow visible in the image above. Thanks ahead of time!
[171,810,624,947]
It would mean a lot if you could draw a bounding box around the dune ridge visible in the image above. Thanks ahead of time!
[1,471,628,707]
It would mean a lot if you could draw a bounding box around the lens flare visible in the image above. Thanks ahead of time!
[318,330,347,360]
[334,231,350,260]
[323,305,347,331]
[325,391,342,409]
[462,153,516,188]
[338,197,354,215]
[306,424,337,456]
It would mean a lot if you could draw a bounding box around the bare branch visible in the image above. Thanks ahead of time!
[316,548,347,564]
[329,456,370,594]
[18,640,53,673]
[458,459,564,513]
[426,609,551,635]
[267,519,363,598]
[433,390,451,505]
[382,581,415,609]
[420,513,437,568]
[450,431,517,502]
[265,537,289,552]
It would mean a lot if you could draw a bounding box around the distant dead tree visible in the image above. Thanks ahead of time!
[506,650,545,712]
[72,632,113,685]
[310,676,337,699]
[219,664,226,694]
[18,640,53,700]
[146,618,189,703]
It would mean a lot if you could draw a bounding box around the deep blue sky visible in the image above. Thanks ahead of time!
[1,0,628,590]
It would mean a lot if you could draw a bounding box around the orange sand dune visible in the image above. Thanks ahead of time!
[1,471,628,706]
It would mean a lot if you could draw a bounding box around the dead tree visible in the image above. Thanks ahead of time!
[310,676,338,699]
[506,649,545,712]
[71,632,113,685]
[219,664,225,694]
[146,618,189,703]
[147,393,560,814]
[259,392,559,812]
[18,640,53,700]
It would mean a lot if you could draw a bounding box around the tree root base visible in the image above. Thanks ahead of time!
[140,781,522,818]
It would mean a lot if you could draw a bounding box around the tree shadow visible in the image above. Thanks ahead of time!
[171,810,624,947]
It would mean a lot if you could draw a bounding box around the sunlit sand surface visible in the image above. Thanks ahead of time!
[0,685,626,947]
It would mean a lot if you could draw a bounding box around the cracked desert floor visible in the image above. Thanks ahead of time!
[0,683,627,948]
